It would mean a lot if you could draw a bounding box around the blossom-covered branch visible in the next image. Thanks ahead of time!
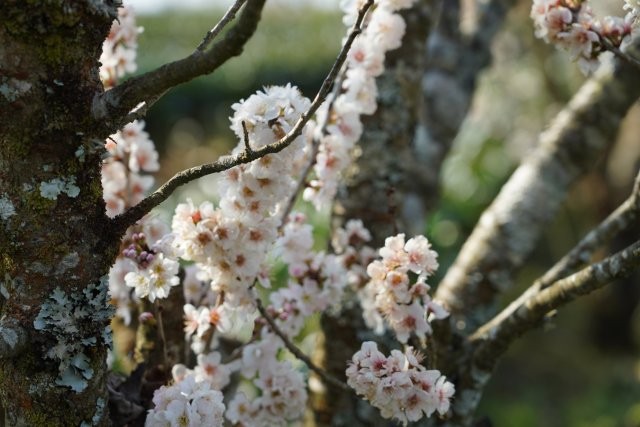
[434,32,640,333]
[110,0,374,234]
[92,0,266,133]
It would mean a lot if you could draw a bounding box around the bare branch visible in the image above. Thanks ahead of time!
[472,168,640,348]
[92,0,266,132]
[241,120,252,153]
[196,0,247,52]
[600,36,640,70]
[440,239,640,425]
[471,239,640,368]
[110,0,374,234]
[255,297,351,392]
[434,33,640,334]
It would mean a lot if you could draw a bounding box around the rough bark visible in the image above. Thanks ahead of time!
[0,2,120,424]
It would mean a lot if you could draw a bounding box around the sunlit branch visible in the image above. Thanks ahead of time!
[93,0,266,134]
[470,168,640,353]
[196,0,247,52]
[470,239,640,368]
[111,0,374,234]
[434,33,640,333]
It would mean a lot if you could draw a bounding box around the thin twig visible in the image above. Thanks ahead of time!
[255,297,352,392]
[600,35,640,70]
[279,64,350,228]
[196,0,247,52]
[471,168,640,342]
[93,0,267,134]
[155,300,169,368]
[470,239,640,366]
[111,0,374,234]
[241,120,252,153]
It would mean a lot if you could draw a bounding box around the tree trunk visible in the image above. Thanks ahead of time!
[0,2,121,424]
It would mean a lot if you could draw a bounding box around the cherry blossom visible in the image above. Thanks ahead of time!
[346,342,454,424]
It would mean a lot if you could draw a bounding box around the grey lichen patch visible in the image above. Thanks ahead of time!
[54,252,80,276]
[75,146,86,162]
[0,325,18,349]
[39,176,80,200]
[0,193,16,220]
[33,277,115,393]
[0,77,32,102]
[0,316,27,358]
[80,397,106,427]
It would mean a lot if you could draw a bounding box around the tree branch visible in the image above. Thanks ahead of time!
[195,0,247,52]
[92,0,266,132]
[255,297,351,392]
[110,0,373,234]
[470,238,640,373]
[472,168,640,348]
[441,239,640,426]
[434,33,640,334]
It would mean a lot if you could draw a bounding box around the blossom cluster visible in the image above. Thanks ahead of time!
[145,375,225,427]
[303,0,418,209]
[265,212,349,337]
[100,5,142,89]
[226,356,308,427]
[530,0,635,74]
[362,234,448,343]
[100,2,457,425]
[171,84,311,318]
[346,341,454,425]
[102,121,160,218]
[108,217,176,324]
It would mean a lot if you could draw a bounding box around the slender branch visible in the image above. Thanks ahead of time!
[279,76,345,227]
[196,0,247,52]
[92,0,266,132]
[241,120,252,153]
[600,35,640,70]
[439,239,640,425]
[110,0,373,234]
[279,138,320,227]
[472,168,640,347]
[537,168,640,289]
[255,297,351,392]
[470,239,640,367]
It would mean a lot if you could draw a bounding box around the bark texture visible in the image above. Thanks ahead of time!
[0,2,121,425]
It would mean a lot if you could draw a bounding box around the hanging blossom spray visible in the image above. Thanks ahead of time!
[100,1,455,425]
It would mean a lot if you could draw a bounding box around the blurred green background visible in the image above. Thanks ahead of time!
[129,1,640,425]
